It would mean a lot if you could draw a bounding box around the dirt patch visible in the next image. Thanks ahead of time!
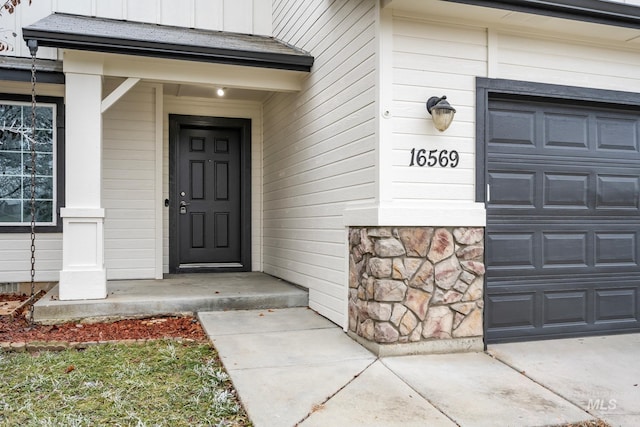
[0,293,208,344]
[560,421,611,427]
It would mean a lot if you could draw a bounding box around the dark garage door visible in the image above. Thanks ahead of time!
[485,96,640,343]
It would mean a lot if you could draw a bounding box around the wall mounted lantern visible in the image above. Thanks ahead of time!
[426,96,456,132]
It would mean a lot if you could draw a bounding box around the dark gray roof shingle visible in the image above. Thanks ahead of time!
[23,13,314,71]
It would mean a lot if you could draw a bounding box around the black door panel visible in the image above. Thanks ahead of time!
[168,115,251,273]
[178,127,241,265]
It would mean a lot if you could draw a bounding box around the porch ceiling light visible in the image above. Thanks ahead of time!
[216,88,225,97]
[426,96,456,132]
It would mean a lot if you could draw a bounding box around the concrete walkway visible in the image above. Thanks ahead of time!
[199,308,640,427]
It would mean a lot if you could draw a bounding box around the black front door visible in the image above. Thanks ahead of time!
[169,116,251,273]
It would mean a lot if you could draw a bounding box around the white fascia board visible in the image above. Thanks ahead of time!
[343,201,487,227]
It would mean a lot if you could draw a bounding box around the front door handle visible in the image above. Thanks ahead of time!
[179,200,189,214]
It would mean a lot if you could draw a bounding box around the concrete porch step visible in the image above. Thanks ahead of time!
[33,272,309,324]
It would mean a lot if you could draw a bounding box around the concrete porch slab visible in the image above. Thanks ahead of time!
[33,273,308,324]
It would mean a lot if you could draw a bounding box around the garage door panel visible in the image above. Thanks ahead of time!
[488,108,535,147]
[544,112,589,150]
[596,175,640,210]
[488,99,640,161]
[488,164,640,217]
[486,232,536,269]
[543,233,588,268]
[486,279,640,341]
[595,288,637,323]
[488,224,640,277]
[544,173,589,208]
[596,116,638,152]
[543,290,588,325]
[486,292,536,329]
[595,233,637,266]
[487,171,536,207]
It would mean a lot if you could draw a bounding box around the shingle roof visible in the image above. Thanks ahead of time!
[23,13,314,72]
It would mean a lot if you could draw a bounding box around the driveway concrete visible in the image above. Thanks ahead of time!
[199,308,639,427]
[489,334,640,427]
[385,353,588,427]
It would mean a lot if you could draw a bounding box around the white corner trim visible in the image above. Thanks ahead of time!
[343,201,486,227]
[154,84,164,279]
[101,77,141,113]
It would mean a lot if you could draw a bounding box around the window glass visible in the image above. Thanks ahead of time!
[0,101,56,225]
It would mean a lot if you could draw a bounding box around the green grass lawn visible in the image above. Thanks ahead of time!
[0,341,251,426]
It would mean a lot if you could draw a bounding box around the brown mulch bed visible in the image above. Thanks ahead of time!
[0,293,208,344]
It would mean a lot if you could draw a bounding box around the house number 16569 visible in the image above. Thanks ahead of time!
[409,148,459,168]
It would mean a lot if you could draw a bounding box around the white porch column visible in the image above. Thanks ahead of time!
[59,65,106,300]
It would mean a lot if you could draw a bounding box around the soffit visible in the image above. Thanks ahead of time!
[386,0,640,44]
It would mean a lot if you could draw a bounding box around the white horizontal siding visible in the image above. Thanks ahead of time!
[495,31,640,93]
[162,95,263,274]
[0,234,62,282]
[0,82,64,283]
[102,81,157,280]
[266,0,377,325]
[389,9,640,207]
[390,16,487,203]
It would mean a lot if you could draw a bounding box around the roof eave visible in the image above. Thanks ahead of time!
[22,28,314,72]
[443,0,640,29]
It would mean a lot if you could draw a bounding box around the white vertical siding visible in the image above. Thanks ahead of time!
[0,0,56,59]
[0,0,272,62]
[162,96,263,274]
[390,14,487,203]
[102,81,158,280]
[264,0,377,325]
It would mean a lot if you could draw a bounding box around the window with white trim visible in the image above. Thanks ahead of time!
[0,100,57,226]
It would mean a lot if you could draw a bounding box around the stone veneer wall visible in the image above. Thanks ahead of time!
[348,227,485,345]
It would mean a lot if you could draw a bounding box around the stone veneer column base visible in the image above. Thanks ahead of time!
[348,332,484,357]
[349,226,485,355]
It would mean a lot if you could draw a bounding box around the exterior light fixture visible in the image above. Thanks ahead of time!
[216,88,225,97]
[426,96,456,132]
